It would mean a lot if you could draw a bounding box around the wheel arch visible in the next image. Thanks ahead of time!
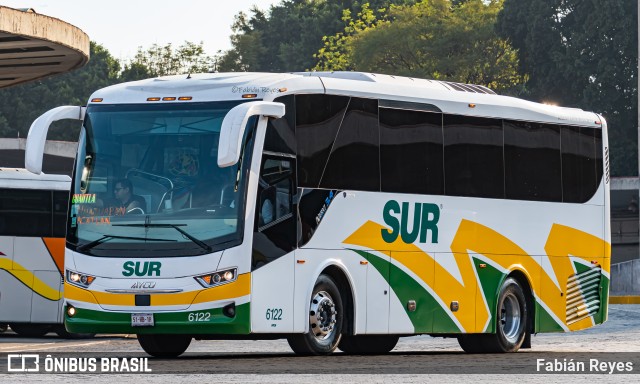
[320,264,356,336]
[503,268,536,342]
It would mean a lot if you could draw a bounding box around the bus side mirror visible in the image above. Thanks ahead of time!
[25,106,85,175]
[218,101,285,167]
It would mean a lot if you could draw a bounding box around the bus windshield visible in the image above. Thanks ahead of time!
[67,101,256,257]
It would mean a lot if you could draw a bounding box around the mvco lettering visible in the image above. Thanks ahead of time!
[381,200,440,244]
[122,261,161,277]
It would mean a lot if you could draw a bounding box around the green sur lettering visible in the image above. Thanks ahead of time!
[382,200,440,244]
[122,261,161,277]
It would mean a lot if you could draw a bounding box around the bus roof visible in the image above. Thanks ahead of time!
[0,167,70,190]
[88,72,602,128]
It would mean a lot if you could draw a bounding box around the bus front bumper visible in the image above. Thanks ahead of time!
[64,303,250,334]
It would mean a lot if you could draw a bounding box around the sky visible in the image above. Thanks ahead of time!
[0,0,282,60]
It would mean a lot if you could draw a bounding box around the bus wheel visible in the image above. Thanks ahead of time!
[458,277,527,353]
[287,274,344,355]
[0,324,7,333]
[9,323,52,337]
[137,334,191,358]
[494,277,527,352]
[338,335,399,354]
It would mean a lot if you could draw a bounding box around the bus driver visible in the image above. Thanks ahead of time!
[113,178,146,214]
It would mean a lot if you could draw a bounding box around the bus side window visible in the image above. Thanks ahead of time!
[252,155,296,269]
[257,157,293,228]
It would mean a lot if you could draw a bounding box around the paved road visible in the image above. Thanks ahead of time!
[1,305,639,383]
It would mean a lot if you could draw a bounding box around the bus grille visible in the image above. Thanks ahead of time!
[565,266,601,325]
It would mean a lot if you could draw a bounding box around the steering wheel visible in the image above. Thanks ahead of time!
[126,207,145,215]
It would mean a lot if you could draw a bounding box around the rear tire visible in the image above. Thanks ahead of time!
[458,277,527,353]
[9,323,52,337]
[287,274,344,355]
[338,335,399,355]
[137,334,191,358]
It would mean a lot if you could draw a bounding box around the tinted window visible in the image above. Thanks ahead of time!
[320,98,379,191]
[443,115,504,198]
[504,121,561,201]
[561,126,600,203]
[380,108,443,195]
[296,94,349,188]
[252,154,296,269]
[0,189,52,237]
[258,157,294,228]
[264,95,296,155]
[53,190,69,237]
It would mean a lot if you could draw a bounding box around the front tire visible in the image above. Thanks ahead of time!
[9,323,52,337]
[338,335,399,355]
[137,334,191,358]
[458,277,527,353]
[287,274,344,355]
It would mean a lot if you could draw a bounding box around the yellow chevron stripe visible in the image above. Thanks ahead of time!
[343,219,610,332]
[0,257,62,301]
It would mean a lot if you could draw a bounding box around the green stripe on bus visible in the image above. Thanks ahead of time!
[573,261,594,275]
[594,274,609,324]
[350,249,460,333]
[535,300,565,333]
[472,258,504,333]
[65,303,250,335]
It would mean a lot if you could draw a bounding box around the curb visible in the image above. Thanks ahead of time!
[610,296,640,304]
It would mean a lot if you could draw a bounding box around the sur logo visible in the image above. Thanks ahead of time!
[122,261,161,277]
[382,200,440,244]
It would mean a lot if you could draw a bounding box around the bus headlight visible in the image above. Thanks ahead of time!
[195,268,237,288]
[66,269,96,289]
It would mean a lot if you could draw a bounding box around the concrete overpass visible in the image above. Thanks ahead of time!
[0,6,88,173]
[0,6,89,88]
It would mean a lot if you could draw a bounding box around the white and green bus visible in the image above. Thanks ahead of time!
[26,72,610,357]
[0,168,70,337]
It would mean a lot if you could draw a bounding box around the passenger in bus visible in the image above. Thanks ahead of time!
[113,178,146,214]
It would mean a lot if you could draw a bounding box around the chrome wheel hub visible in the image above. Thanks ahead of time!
[309,290,336,340]
[499,293,521,343]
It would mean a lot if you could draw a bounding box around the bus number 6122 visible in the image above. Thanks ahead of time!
[188,312,211,322]
[265,308,282,321]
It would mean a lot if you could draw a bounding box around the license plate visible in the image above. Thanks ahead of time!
[131,313,154,327]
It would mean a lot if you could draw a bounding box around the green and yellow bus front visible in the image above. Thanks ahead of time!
[63,99,267,337]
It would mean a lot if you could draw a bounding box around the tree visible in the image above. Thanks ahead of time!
[316,0,524,92]
[122,41,215,77]
[497,0,638,176]
[314,3,384,71]
[217,1,415,72]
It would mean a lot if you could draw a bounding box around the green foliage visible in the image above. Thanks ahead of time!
[123,41,215,77]
[316,0,524,92]
[497,0,638,176]
[314,3,385,71]
[217,1,415,72]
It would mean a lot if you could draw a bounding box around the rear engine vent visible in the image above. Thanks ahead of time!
[565,266,601,324]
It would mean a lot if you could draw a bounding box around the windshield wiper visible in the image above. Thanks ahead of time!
[77,234,176,253]
[113,223,212,253]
